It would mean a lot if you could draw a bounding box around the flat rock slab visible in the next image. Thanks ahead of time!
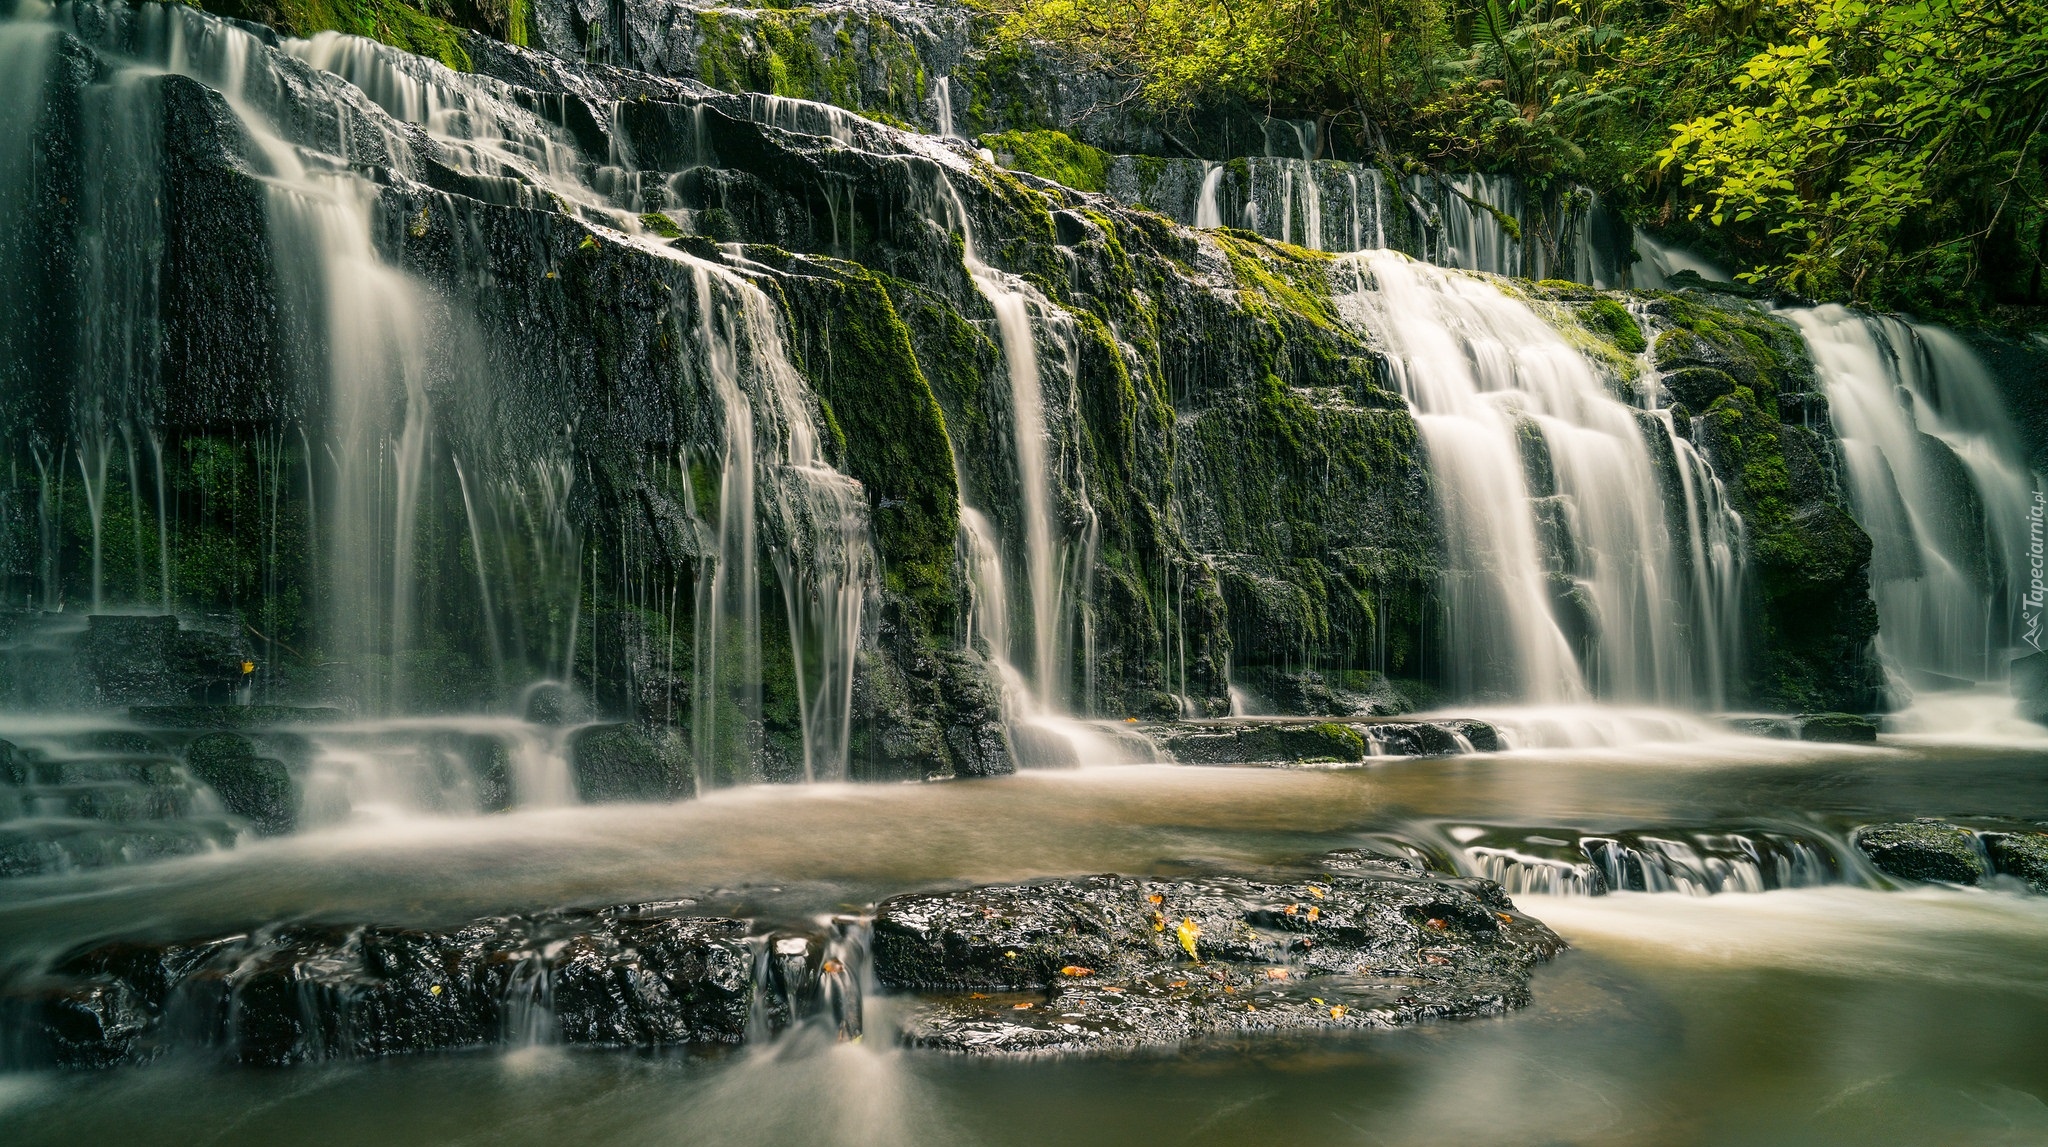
[873,851,1564,1053]
[5,852,1564,1067]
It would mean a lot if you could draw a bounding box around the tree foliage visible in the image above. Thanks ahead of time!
[980,0,2048,314]
[1658,0,2048,309]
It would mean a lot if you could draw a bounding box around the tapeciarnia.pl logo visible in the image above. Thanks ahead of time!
[2026,490,2046,651]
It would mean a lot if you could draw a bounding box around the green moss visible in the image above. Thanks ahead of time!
[784,260,961,633]
[202,0,473,70]
[979,129,1111,193]
[1214,233,1338,329]
[1578,297,1646,354]
[638,212,683,239]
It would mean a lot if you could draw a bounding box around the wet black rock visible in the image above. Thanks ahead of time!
[1,904,757,1068]
[1984,832,2048,893]
[871,857,1563,1053]
[183,733,294,834]
[1852,820,1987,884]
[568,723,693,802]
[81,615,252,706]
[1795,712,1878,743]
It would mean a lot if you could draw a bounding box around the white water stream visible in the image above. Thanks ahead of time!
[1335,251,1743,704]
[1787,306,2038,695]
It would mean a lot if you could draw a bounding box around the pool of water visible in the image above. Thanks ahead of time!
[4,721,2047,1145]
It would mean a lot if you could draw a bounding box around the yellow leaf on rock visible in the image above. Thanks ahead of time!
[1176,917,1201,959]
[1330,1005,1348,1019]
[1060,966,1094,977]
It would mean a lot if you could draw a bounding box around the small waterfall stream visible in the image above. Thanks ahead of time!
[1787,306,2037,693]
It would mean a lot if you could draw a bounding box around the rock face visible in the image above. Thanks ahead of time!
[1,0,1888,796]
[872,853,1564,1053]
[568,723,693,802]
[1853,820,1988,884]
[2,852,1562,1067]
[2012,651,2048,726]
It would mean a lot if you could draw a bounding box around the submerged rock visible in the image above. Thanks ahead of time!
[872,858,1563,1054]
[1852,820,1987,884]
[1795,712,1878,743]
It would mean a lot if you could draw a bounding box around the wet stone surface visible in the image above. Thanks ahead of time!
[2,851,1562,1067]
[1853,819,1989,884]
[872,850,1564,1054]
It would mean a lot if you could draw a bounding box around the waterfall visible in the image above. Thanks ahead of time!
[932,76,955,138]
[1194,162,1224,229]
[2,4,877,784]
[1335,251,1739,703]
[1787,306,2037,691]
[1634,231,1731,287]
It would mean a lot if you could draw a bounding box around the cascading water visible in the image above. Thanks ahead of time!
[1334,250,1742,704]
[928,176,1142,764]
[1,3,879,808]
[1787,306,2038,694]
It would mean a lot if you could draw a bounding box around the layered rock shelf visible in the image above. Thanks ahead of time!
[1,849,1563,1067]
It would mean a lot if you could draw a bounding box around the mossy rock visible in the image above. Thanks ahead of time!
[1985,833,2048,893]
[1238,722,1367,763]
[1852,820,1985,884]
[184,733,295,835]
[568,723,692,803]
[981,129,1111,192]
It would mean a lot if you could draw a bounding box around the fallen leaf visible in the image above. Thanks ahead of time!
[1170,980,1188,989]
[1151,911,1166,932]
[1495,912,1513,923]
[1330,1005,1348,1019]
[1264,967,1289,980]
[1060,965,1094,977]
[1311,997,1325,1005]
[969,993,989,999]
[1284,903,1300,916]
[1004,950,1018,958]
[1426,918,1448,931]
[822,959,843,975]
[1307,886,1326,900]
[1306,905,1321,922]
[1012,1002,1034,1010]
[429,984,442,997]
[1176,917,1201,959]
